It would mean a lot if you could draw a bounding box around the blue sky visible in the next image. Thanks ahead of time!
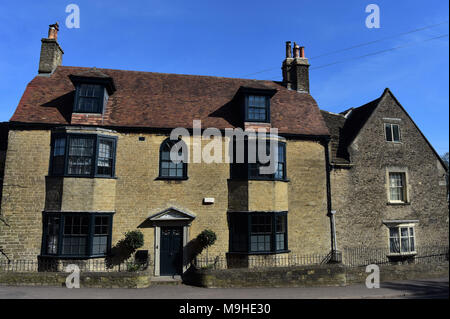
[0,0,448,154]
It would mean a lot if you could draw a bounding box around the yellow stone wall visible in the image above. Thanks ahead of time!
[0,130,330,263]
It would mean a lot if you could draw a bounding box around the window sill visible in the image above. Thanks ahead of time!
[387,201,410,206]
[47,175,117,179]
[39,254,108,259]
[72,112,104,116]
[387,252,417,257]
[228,178,290,183]
[155,176,189,181]
[227,250,291,256]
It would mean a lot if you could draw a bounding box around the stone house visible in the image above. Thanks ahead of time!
[0,24,447,275]
[321,90,449,260]
[0,25,333,275]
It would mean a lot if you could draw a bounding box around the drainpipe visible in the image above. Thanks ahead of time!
[330,210,337,252]
[322,137,340,262]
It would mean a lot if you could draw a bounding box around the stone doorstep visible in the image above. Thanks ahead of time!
[150,275,183,286]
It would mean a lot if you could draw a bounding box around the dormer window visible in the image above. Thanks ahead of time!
[74,84,107,113]
[246,95,269,122]
[238,87,277,124]
[69,69,116,115]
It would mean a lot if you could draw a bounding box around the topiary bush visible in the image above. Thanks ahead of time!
[196,229,217,261]
[123,230,144,251]
[197,229,217,248]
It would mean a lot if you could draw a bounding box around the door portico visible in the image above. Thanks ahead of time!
[147,207,195,276]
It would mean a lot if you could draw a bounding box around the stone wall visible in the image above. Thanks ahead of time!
[183,262,449,288]
[0,271,150,288]
[331,93,449,251]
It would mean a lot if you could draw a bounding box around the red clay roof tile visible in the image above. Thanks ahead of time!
[10,66,329,136]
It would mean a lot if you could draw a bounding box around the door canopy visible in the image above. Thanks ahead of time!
[148,207,196,222]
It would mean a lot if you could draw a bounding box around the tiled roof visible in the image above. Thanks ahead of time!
[320,111,349,164]
[321,97,381,165]
[10,66,330,136]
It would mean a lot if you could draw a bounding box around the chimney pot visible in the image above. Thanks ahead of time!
[293,43,300,58]
[285,41,292,58]
[300,46,305,58]
[48,22,59,41]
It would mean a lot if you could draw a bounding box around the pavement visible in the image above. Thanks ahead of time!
[0,277,448,299]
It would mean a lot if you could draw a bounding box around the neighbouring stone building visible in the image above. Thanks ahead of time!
[321,91,449,261]
[0,23,447,275]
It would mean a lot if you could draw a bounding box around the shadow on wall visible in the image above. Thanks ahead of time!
[183,238,204,268]
[105,230,145,269]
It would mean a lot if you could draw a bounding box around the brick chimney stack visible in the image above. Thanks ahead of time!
[38,22,64,75]
[281,41,310,93]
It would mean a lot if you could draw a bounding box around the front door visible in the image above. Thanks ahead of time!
[160,226,183,276]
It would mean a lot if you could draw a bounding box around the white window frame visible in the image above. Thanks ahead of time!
[384,123,401,143]
[386,223,417,256]
[388,172,407,203]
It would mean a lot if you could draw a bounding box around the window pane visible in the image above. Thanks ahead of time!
[410,237,415,252]
[250,215,272,252]
[68,137,94,175]
[400,227,408,237]
[54,138,66,156]
[392,125,400,142]
[390,238,400,253]
[248,96,267,121]
[385,124,392,141]
[276,233,285,251]
[92,236,108,255]
[46,216,60,254]
[401,238,410,252]
[62,215,89,256]
[389,173,405,201]
[389,227,399,237]
[97,139,113,176]
[62,236,87,255]
[160,139,186,178]
[94,216,109,235]
[76,84,103,113]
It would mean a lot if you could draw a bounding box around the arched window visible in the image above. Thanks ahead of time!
[159,138,188,179]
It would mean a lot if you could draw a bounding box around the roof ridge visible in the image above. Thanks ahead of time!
[57,65,282,83]
[320,109,346,117]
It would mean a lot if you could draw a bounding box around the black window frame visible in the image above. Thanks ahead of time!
[49,133,117,178]
[245,95,270,123]
[73,83,108,114]
[230,138,287,181]
[40,212,114,258]
[228,211,288,254]
[245,94,270,123]
[157,138,188,180]
[385,123,401,142]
